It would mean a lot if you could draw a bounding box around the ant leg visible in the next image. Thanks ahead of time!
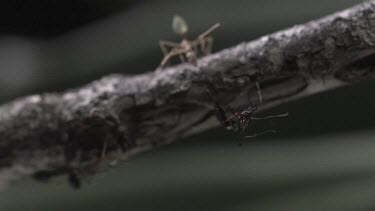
[159,40,180,52]
[85,141,109,172]
[245,130,277,138]
[240,122,247,135]
[193,48,200,65]
[159,41,181,68]
[159,50,184,68]
[196,37,213,57]
[252,113,289,120]
[203,37,213,55]
[206,88,236,131]
[187,49,198,65]
[179,54,186,63]
[199,40,206,54]
[159,41,169,57]
[159,52,173,68]
[243,117,253,135]
[217,105,233,130]
[159,40,180,57]
[198,23,221,39]
[255,81,262,104]
[100,141,107,160]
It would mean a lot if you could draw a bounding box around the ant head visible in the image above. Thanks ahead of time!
[172,14,188,36]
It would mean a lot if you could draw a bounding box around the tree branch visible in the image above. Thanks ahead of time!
[1,1,375,188]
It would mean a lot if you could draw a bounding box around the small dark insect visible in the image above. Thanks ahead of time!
[216,103,288,138]
[33,167,81,189]
[212,83,288,139]
[158,15,220,68]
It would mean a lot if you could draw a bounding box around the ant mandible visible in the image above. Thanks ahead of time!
[158,15,220,68]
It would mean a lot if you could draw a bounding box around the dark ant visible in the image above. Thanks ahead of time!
[212,82,288,139]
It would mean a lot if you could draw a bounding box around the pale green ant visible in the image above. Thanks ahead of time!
[158,15,220,68]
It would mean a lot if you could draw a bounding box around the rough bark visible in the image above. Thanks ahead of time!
[1,1,375,188]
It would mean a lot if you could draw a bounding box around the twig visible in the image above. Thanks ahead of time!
[1,1,375,188]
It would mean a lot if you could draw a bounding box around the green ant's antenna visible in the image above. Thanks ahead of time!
[172,14,188,36]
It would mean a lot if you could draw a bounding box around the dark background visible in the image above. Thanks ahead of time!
[1,0,375,210]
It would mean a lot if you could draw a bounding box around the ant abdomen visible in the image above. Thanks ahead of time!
[172,15,188,36]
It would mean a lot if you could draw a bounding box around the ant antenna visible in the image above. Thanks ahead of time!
[255,81,262,104]
[198,23,221,38]
[172,15,188,36]
[245,130,277,138]
[253,113,289,120]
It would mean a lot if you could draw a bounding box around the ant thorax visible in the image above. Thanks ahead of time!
[180,39,190,48]
[226,106,257,133]
[180,39,194,52]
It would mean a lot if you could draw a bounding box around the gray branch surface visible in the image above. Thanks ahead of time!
[1,1,375,188]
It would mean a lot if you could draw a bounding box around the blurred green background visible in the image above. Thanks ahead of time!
[1,0,375,210]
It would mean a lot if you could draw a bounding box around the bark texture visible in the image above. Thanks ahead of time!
[1,1,375,187]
